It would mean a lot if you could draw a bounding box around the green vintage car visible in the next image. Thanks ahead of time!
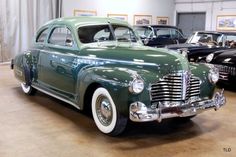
[12,17,226,136]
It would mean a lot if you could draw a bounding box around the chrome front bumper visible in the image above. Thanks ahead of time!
[129,89,226,122]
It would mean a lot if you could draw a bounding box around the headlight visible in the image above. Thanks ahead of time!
[129,78,144,94]
[206,53,214,63]
[208,67,219,84]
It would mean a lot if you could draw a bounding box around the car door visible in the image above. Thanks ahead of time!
[154,28,174,47]
[38,25,79,99]
[30,27,49,83]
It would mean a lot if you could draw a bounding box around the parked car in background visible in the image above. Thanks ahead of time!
[11,17,225,136]
[134,25,187,47]
[167,31,236,62]
[205,49,236,87]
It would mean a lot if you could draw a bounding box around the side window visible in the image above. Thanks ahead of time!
[135,27,152,38]
[48,27,74,47]
[113,26,137,42]
[156,28,171,38]
[78,25,113,43]
[226,35,236,42]
[94,28,111,41]
[36,28,48,43]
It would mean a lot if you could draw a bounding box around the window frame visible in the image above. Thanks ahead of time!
[77,23,113,44]
[46,24,78,50]
[35,27,49,45]
[77,23,141,45]
[170,28,185,39]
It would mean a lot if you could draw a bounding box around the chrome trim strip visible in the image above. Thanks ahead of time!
[32,85,80,110]
[40,49,158,67]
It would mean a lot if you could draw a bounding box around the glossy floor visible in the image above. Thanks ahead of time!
[0,64,235,157]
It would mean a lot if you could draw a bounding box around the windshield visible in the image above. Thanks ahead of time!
[134,26,153,38]
[187,32,222,45]
[78,24,141,44]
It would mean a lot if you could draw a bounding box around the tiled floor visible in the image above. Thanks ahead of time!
[0,64,235,157]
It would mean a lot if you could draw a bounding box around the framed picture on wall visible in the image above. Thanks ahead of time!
[107,14,128,21]
[73,9,97,16]
[133,15,152,25]
[216,15,236,31]
[157,17,169,25]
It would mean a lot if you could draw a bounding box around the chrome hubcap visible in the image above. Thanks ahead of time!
[96,95,113,126]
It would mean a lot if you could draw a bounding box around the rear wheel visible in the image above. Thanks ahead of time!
[91,87,127,136]
[20,83,36,95]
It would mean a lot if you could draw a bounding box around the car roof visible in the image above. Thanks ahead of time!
[194,31,236,35]
[134,25,180,29]
[42,16,129,28]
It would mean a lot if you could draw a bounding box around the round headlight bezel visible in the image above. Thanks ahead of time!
[129,78,144,94]
[206,53,214,63]
[208,68,219,84]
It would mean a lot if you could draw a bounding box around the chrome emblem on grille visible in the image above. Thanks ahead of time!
[182,71,190,100]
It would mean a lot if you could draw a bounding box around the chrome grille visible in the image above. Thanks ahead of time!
[150,73,200,103]
[214,64,236,81]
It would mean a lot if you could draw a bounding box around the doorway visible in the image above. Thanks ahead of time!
[177,12,206,37]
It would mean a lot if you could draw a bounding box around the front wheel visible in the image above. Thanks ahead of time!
[91,87,127,136]
[20,83,36,95]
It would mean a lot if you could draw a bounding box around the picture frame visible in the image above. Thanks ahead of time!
[157,16,169,25]
[216,15,236,31]
[73,9,97,17]
[107,14,128,21]
[133,15,152,25]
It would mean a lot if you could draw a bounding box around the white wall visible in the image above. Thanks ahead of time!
[175,0,236,31]
[62,0,175,25]
[0,0,56,62]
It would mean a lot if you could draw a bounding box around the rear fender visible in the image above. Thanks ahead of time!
[14,52,34,85]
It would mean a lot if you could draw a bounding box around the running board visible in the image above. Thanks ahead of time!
[32,85,80,110]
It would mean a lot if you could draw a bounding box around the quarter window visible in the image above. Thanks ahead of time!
[48,27,74,47]
[36,28,48,43]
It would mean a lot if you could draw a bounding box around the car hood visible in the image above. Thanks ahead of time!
[80,44,190,74]
[213,49,236,66]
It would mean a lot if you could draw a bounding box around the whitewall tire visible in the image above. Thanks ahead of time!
[91,87,127,136]
[20,83,36,95]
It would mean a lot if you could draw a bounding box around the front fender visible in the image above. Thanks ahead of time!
[76,66,151,115]
[190,63,215,98]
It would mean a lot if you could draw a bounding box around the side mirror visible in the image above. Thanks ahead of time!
[65,39,73,47]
